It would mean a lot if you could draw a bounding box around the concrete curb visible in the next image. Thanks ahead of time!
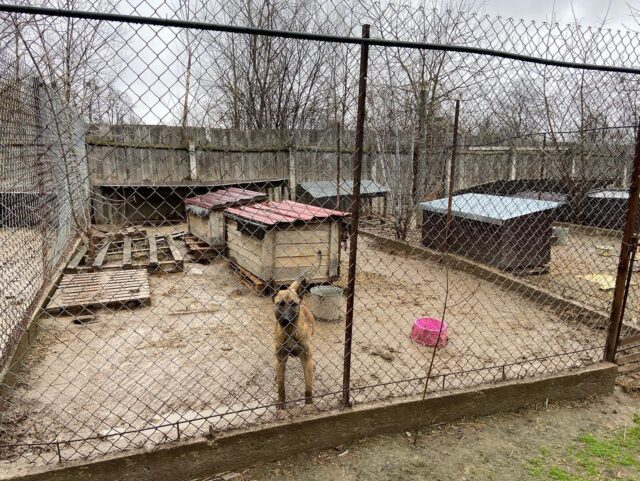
[2,362,617,481]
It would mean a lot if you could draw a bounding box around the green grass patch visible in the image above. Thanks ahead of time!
[527,414,640,480]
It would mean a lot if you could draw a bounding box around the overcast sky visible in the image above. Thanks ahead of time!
[112,0,640,124]
[480,0,636,30]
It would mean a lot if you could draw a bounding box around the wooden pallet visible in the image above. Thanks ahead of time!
[66,233,184,274]
[45,270,151,314]
[229,261,269,294]
[185,234,221,263]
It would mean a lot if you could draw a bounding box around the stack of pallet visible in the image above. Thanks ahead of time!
[46,269,151,315]
[183,233,220,263]
[66,231,184,274]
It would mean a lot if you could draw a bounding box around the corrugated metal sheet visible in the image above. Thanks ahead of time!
[418,193,560,225]
[513,190,567,203]
[588,189,628,199]
[184,187,267,212]
[297,180,388,199]
[225,200,349,226]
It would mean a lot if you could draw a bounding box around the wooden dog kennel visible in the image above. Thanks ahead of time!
[184,187,267,248]
[223,200,349,286]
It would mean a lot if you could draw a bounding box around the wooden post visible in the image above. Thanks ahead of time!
[444,106,460,198]
[336,121,341,210]
[604,122,640,362]
[288,147,296,201]
[342,24,370,408]
[538,133,547,200]
[509,146,517,180]
[411,85,427,204]
[188,140,197,181]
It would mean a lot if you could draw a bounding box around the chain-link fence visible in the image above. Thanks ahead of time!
[0,66,88,372]
[1,0,639,471]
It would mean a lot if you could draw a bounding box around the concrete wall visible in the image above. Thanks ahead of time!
[2,362,616,481]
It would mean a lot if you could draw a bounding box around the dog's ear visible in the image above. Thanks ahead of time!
[289,280,301,293]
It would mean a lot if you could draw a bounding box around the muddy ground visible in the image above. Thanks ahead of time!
[369,222,640,328]
[241,389,640,481]
[0,228,606,466]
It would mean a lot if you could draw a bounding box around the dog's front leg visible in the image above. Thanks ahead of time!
[302,353,313,405]
[276,356,286,409]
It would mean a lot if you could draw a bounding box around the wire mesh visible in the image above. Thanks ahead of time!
[0,0,639,471]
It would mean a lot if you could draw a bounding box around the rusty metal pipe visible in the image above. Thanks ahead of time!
[342,24,370,408]
[618,235,638,340]
[604,123,640,362]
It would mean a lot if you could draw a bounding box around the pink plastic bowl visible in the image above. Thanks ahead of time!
[410,318,448,347]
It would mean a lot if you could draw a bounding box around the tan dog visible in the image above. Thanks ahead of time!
[273,280,314,409]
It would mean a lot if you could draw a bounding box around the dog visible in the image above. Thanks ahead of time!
[273,280,314,409]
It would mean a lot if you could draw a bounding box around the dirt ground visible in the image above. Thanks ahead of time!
[369,222,640,328]
[239,389,640,481]
[519,225,635,330]
[0,229,606,466]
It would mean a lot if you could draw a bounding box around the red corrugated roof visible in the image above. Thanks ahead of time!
[225,200,349,226]
[184,187,267,210]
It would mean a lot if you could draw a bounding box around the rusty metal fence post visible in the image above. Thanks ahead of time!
[445,99,461,239]
[618,235,639,335]
[341,24,370,408]
[604,122,640,362]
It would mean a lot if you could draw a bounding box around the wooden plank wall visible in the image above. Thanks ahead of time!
[86,124,629,192]
[272,223,334,283]
[0,79,43,191]
[225,217,339,284]
[454,148,630,191]
[86,125,332,187]
[225,218,265,280]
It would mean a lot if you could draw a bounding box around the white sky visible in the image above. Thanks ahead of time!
[111,0,640,124]
[480,0,637,30]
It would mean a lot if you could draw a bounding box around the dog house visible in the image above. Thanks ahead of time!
[583,189,635,231]
[223,200,349,286]
[512,190,570,223]
[296,180,388,215]
[419,193,560,270]
[184,187,267,248]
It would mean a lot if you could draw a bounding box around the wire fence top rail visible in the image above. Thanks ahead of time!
[2,3,640,75]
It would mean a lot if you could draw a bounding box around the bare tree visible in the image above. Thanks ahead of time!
[13,0,126,116]
[7,0,129,261]
[322,6,359,203]
[367,81,415,239]
[196,0,331,129]
[366,1,483,239]
[170,0,207,130]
